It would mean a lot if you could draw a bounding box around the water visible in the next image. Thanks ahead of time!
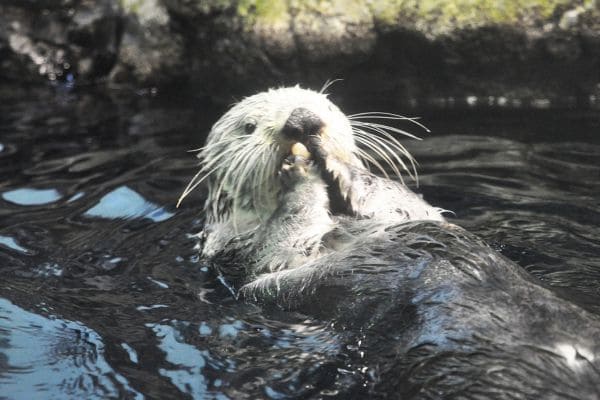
[0,86,599,399]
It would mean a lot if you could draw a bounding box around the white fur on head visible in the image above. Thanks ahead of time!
[179,85,430,257]
[180,86,362,228]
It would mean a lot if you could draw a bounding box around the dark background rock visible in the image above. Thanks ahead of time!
[0,0,120,83]
[1,0,599,107]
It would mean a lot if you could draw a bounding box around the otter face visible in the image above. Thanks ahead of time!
[179,86,421,232]
[210,87,359,162]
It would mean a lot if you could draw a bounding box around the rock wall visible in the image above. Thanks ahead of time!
[1,0,599,106]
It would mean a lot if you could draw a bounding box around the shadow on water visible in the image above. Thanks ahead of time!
[0,84,599,399]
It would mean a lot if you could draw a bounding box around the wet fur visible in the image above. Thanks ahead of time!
[182,86,600,398]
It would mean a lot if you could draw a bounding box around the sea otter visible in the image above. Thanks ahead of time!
[180,86,600,398]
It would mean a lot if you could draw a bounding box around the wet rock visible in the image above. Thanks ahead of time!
[1,0,600,105]
[109,0,185,85]
[559,6,586,30]
[0,0,120,83]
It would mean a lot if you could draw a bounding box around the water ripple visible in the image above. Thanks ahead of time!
[0,298,143,399]
[0,87,598,398]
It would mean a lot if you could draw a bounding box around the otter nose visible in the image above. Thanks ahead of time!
[281,108,324,140]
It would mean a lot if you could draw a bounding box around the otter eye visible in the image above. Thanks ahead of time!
[244,121,256,135]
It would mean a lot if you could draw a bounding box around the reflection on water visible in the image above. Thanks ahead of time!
[0,235,30,254]
[84,186,174,222]
[0,86,599,398]
[2,188,63,206]
[0,298,143,399]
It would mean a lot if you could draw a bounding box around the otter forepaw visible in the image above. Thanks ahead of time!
[279,155,314,189]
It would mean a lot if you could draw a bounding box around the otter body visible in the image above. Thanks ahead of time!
[182,87,600,398]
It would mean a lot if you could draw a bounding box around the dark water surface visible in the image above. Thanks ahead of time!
[0,86,599,399]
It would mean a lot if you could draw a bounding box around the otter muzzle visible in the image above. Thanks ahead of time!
[281,108,324,141]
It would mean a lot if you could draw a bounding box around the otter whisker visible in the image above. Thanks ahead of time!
[348,112,430,133]
[177,164,223,208]
[354,132,405,176]
[264,149,278,194]
[211,144,257,222]
[186,136,240,154]
[371,129,419,182]
[211,161,238,222]
[354,147,373,174]
[248,144,273,221]
[350,120,422,141]
[354,129,410,176]
[200,135,255,158]
[319,79,343,94]
[177,141,250,207]
[354,134,401,180]
[350,121,418,163]
[179,157,236,208]
[354,130,411,182]
[351,122,419,180]
[230,143,262,230]
[354,145,391,179]
[199,140,249,176]
[228,138,276,230]
[260,145,279,207]
[249,150,264,217]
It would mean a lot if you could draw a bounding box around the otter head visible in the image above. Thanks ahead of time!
[179,86,420,234]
